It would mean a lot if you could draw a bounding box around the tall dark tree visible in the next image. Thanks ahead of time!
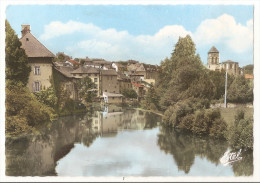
[5,20,31,86]
[157,35,215,109]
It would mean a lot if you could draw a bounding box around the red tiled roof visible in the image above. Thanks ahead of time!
[131,82,144,88]
[245,74,253,79]
[69,59,80,65]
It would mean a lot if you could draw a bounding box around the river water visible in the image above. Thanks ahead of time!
[5,106,253,176]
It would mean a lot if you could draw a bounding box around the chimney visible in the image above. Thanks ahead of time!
[21,24,30,37]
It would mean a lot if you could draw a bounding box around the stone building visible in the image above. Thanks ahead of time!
[71,66,101,96]
[101,70,119,94]
[222,60,242,75]
[20,24,55,92]
[207,46,221,71]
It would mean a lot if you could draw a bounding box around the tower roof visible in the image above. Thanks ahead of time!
[208,46,219,53]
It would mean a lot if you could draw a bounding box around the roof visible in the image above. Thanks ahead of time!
[68,59,80,65]
[54,66,74,78]
[245,74,253,79]
[20,32,55,58]
[222,60,238,64]
[101,70,117,76]
[103,92,123,97]
[71,66,99,74]
[131,82,144,88]
[208,46,219,53]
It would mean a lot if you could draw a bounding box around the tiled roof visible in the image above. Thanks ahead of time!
[245,74,253,79]
[54,66,74,78]
[101,69,117,76]
[131,82,144,88]
[20,32,55,58]
[68,59,80,65]
[71,66,99,74]
[208,46,219,53]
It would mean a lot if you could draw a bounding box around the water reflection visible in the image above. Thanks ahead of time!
[5,107,253,176]
[5,107,161,176]
[157,128,253,175]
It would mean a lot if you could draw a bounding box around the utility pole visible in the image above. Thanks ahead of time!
[224,70,227,108]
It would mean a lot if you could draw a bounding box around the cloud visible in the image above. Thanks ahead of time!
[193,14,253,53]
[39,14,253,63]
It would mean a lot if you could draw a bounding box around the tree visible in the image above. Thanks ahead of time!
[122,88,138,99]
[76,76,97,103]
[5,20,31,86]
[243,64,253,75]
[6,81,55,135]
[156,35,215,109]
[228,110,253,150]
[227,75,253,103]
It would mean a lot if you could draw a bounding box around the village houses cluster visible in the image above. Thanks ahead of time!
[20,25,250,104]
[20,25,159,104]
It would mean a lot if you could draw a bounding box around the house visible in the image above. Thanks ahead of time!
[245,74,253,80]
[131,82,145,98]
[101,70,119,94]
[222,60,243,75]
[117,72,132,93]
[71,66,101,96]
[207,46,221,71]
[127,63,159,82]
[53,64,78,100]
[103,92,123,104]
[65,59,80,69]
[20,24,55,92]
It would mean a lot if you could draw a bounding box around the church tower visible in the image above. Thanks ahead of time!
[207,46,220,71]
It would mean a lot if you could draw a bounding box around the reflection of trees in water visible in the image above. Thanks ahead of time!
[5,113,97,176]
[144,112,162,129]
[5,109,163,176]
[232,150,253,176]
[157,128,228,174]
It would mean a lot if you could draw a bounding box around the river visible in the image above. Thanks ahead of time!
[5,106,253,176]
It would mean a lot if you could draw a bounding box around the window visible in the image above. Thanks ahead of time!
[95,74,98,76]
[94,78,98,82]
[33,81,41,92]
[88,74,91,76]
[34,66,40,75]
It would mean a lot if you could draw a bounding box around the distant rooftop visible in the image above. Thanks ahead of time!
[208,46,219,53]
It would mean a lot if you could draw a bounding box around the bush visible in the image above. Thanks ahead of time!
[122,88,138,99]
[163,98,227,139]
[228,110,253,150]
[227,76,253,103]
[6,81,55,135]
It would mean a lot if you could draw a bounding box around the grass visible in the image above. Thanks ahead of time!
[220,107,254,126]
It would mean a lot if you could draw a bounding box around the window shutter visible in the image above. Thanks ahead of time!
[39,66,41,75]
[33,67,35,75]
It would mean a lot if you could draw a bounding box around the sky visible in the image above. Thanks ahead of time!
[6,5,253,66]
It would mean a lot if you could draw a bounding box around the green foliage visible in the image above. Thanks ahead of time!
[243,64,254,75]
[227,75,253,103]
[228,110,253,150]
[34,86,58,109]
[155,35,215,110]
[5,20,31,86]
[207,70,235,100]
[122,88,138,99]
[163,98,227,139]
[6,81,55,135]
[142,85,160,110]
[76,76,97,103]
